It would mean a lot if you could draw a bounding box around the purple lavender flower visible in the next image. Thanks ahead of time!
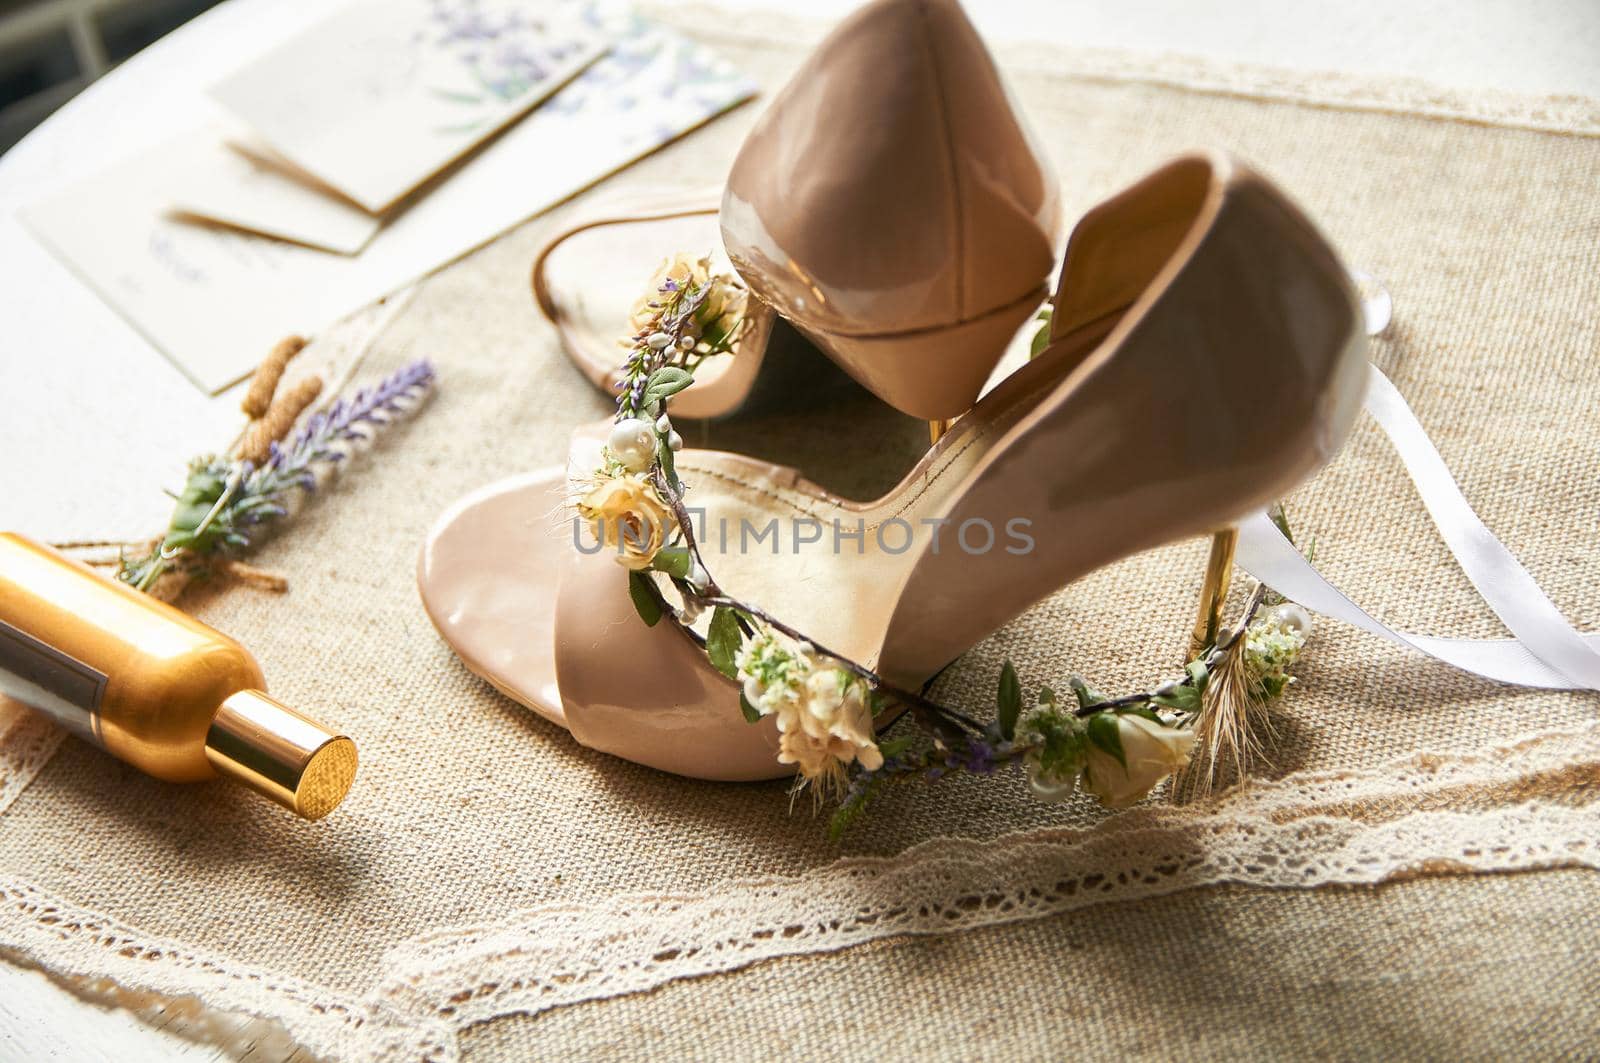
[120,360,436,592]
[254,359,436,493]
[951,739,998,775]
[427,0,571,103]
[229,361,434,536]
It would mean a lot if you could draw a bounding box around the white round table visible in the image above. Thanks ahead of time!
[2,0,1596,1056]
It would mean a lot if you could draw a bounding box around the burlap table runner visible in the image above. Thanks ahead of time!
[2,8,1598,1059]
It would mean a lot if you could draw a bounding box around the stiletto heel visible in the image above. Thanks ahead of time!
[533,0,1061,420]
[1189,528,1240,661]
[421,151,1369,781]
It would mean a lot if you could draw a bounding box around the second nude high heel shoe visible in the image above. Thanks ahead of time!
[533,0,1061,420]
[422,152,1369,781]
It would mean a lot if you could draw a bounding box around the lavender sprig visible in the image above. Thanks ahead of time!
[828,726,1039,838]
[238,359,437,526]
[119,359,435,592]
[616,280,711,420]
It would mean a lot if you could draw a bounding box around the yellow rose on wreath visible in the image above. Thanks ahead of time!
[698,273,746,344]
[629,252,747,347]
[577,473,676,571]
[1079,714,1197,808]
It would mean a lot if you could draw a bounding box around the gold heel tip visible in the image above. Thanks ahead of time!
[1188,527,1240,659]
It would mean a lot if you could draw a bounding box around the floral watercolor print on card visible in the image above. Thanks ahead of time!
[210,0,608,212]
[24,3,755,393]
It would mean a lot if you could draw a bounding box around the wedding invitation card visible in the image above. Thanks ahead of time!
[208,0,607,213]
[22,1,756,394]
[166,133,382,255]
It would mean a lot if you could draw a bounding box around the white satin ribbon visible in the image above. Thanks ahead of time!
[1236,363,1600,692]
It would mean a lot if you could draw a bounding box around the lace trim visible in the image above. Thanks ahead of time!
[663,5,1600,138]
[371,725,1600,1030]
[0,875,455,1062]
[381,804,1599,1031]
[1,726,1595,1058]
[0,709,64,818]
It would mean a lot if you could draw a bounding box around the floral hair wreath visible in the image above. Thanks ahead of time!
[573,255,1315,836]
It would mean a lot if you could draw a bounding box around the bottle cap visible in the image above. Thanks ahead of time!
[204,690,358,819]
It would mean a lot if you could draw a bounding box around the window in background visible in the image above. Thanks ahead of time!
[0,0,223,153]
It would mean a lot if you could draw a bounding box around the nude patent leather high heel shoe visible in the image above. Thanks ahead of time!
[533,0,1061,421]
[422,152,1369,781]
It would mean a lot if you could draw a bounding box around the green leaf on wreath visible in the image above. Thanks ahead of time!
[738,689,762,723]
[1068,675,1106,711]
[1086,711,1127,769]
[996,659,1022,740]
[877,736,914,760]
[656,432,678,488]
[163,462,231,551]
[707,606,742,679]
[628,571,662,627]
[1151,685,1202,712]
[643,366,694,405]
[651,546,692,579]
[1029,307,1054,360]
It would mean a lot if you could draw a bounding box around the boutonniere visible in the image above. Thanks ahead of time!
[112,338,436,600]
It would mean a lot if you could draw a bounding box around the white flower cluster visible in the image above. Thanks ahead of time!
[735,629,883,788]
[1244,602,1311,695]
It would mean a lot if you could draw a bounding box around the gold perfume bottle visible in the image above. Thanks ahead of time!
[0,533,356,819]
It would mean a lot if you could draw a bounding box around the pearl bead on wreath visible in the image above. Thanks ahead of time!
[608,418,657,472]
[1268,602,1314,637]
